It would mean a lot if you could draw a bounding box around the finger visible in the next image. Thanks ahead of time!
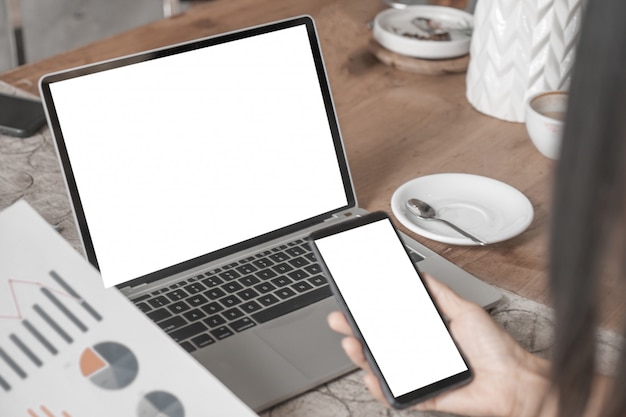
[341,336,371,371]
[423,273,478,320]
[363,373,389,406]
[328,313,374,373]
[327,311,353,336]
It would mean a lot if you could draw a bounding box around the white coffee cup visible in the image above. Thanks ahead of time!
[524,91,568,159]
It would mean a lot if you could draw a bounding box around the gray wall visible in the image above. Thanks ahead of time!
[0,1,16,71]
[0,0,167,70]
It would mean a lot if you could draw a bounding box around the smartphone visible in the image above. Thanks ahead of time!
[0,93,47,138]
[309,211,472,409]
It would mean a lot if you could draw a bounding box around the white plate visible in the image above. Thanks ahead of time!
[391,173,534,245]
[373,6,473,59]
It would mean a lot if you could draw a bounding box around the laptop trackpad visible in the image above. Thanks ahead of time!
[254,298,349,379]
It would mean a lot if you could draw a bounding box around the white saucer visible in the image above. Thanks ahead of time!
[391,173,534,245]
[373,6,473,59]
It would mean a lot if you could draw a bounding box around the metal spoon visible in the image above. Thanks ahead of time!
[412,17,449,37]
[411,17,473,38]
[406,198,486,246]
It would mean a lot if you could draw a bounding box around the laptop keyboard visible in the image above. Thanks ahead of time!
[130,237,426,353]
[130,238,332,353]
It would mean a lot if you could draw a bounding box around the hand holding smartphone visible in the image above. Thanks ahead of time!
[309,212,472,409]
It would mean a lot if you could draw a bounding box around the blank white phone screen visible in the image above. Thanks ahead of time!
[314,218,468,397]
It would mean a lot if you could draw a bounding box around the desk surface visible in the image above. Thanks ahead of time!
[2,1,625,414]
[0,0,622,330]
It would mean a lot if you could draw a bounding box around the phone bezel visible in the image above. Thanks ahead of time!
[309,211,473,409]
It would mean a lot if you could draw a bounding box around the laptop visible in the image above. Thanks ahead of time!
[39,16,501,412]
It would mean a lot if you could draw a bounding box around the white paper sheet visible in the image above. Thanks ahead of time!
[0,200,258,417]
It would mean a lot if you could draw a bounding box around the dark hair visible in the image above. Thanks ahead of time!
[549,0,626,416]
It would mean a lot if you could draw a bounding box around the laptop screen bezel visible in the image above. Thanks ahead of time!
[39,15,357,289]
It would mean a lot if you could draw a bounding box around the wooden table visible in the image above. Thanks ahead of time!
[1,0,621,329]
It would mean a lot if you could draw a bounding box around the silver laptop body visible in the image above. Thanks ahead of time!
[39,16,500,412]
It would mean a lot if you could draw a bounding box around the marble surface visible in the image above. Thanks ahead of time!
[0,82,82,250]
[1,81,622,416]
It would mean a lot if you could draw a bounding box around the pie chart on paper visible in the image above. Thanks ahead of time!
[137,391,185,417]
[79,341,139,390]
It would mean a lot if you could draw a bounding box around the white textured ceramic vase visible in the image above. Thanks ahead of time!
[466,0,583,122]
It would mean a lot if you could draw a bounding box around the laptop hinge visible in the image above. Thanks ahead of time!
[323,209,363,223]
[119,282,148,294]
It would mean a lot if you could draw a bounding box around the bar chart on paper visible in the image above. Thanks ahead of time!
[0,260,190,417]
[0,270,103,394]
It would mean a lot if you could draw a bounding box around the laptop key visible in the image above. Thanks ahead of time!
[192,333,215,348]
[219,295,242,308]
[180,341,196,353]
[268,252,289,262]
[258,294,280,307]
[288,270,309,281]
[308,275,327,287]
[222,307,244,321]
[182,308,206,322]
[285,246,306,257]
[210,326,234,340]
[168,301,190,314]
[254,282,276,294]
[256,268,277,280]
[240,300,262,313]
[304,264,322,274]
[275,287,296,300]
[292,281,313,293]
[205,288,226,300]
[135,302,152,313]
[148,295,170,308]
[238,275,260,287]
[223,282,243,293]
[231,317,256,332]
[202,276,224,288]
[252,285,332,324]
[184,282,206,294]
[204,314,226,328]
[288,256,309,268]
[236,264,257,275]
[201,302,224,315]
[270,276,293,287]
[187,294,209,307]
[166,289,188,301]
[147,307,172,322]
[159,316,187,332]
[168,322,207,342]
[253,258,274,268]
[272,263,293,274]
[219,270,241,281]
[237,288,259,300]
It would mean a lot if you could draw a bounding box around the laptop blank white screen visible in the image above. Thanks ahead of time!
[49,24,348,287]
